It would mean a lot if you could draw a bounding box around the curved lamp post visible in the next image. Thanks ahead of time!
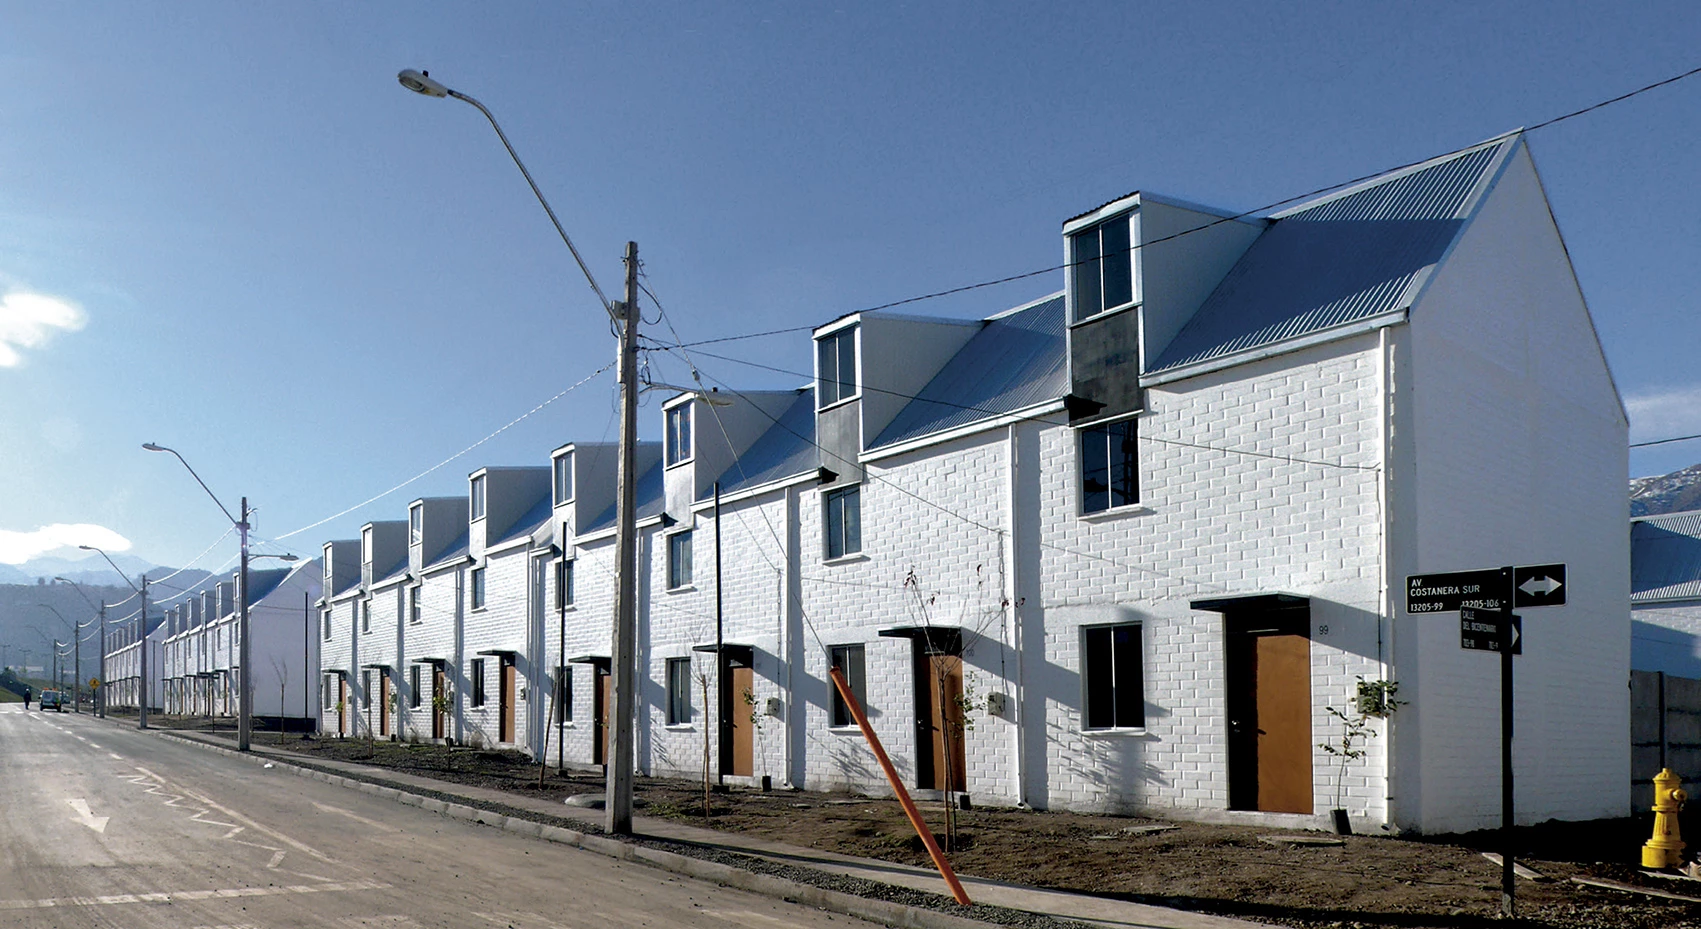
[141,442,296,752]
[80,545,150,728]
[53,577,106,717]
[397,67,641,835]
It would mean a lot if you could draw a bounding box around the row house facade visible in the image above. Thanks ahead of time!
[103,610,165,712]
[319,131,1628,834]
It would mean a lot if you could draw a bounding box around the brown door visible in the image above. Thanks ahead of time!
[338,677,348,736]
[728,665,754,777]
[379,674,391,736]
[1226,610,1313,814]
[593,669,611,767]
[432,667,447,740]
[500,656,517,744]
[914,644,966,792]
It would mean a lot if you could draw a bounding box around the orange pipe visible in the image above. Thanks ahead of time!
[829,666,972,906]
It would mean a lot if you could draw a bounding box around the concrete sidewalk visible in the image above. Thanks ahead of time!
[167,730,1257,929]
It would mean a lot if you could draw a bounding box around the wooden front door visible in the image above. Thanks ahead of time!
[379,674,391,736]
[432,666,447,740]
[915,648,966,792]
[1226,610,1313,814]
[593,669,611,767]
[723,664,754,777]
[338,677,348,736]
[499,656,517,744]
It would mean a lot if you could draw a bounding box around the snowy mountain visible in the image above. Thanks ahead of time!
[1631,462,1701,518]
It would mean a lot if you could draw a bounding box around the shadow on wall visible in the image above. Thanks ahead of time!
[1633,619,1701,678]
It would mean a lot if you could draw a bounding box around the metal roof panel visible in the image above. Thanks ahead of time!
[1633,512,1701,603]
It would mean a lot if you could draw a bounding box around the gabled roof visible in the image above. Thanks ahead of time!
[872,295,1066,449]
[246,567,292,603]
[1633,511,1701,603]
[1147,133,1519,375]
[584,459,666,533]
[706,387,819,498]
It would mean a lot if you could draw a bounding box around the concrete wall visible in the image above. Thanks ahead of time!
[1631,670,1701,810]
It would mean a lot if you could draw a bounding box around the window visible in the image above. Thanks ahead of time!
[555,559,575,610]
[470,474,486,521]
[360,599,370,634]
[824,485,862,559]
[816,326,857,407]
[828,645,866,727]
[555,665,572,722]
[409,586,422,625]
[667,531,693,590]
[1080,418,1139,514]
[322,609,332,641]
[666,657,692,725]
[470,567,487,610]
[323,676,334,709]
[1070,214,1134,321]
[361,525,373,566]
[362,670,373,708]
[410,664,421,708]
[409,503,423,546]
[1083,623,1145,730]
[553,451,575,505]
[471,659,486,707]
[665,404,692,466]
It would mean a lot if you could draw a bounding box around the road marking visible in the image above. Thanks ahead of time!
[0,878,390,911]
[108,753,122,760]
[88,742,101,749]
[312,801,401,833]
[67,798,109,833]
[121,767,335,865]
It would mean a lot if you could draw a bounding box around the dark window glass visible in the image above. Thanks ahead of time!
[1080,419,1139,513]
[828,644,866,727]
[824,486,862,559]
[1083,623,1144,729]
[1071,227,1102,320]
[666,658,692,725]
[1071,215,1134,321]
[556,560,575,610]
[409,586,421,624]
[1100,215,1132,309]
[554,452,574,505]
[470,475,486,521]
[410,665,421,708]
[471,567,486,609]
[668,531,693,589]
[556,665,572,723]
[666,405,692,465]
[471,659,486,707]
[817,328,858,407]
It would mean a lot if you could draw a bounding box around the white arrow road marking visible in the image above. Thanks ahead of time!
[0,878,389,911]
[1519,575,1562,596]
[67,798,108,833]
[311,801,401,833]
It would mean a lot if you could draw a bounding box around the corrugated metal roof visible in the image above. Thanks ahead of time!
[424,531,469,571]
[1633,512,1701,603]
[1147,136,1515,375]
[493,493,553,548]
[872,296,1067,449]
[373,556,411,586]
[707,388,818,498]
[584,459,667,533]
[247,567,291,604]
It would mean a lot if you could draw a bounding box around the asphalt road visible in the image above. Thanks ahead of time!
[0,705,867,928]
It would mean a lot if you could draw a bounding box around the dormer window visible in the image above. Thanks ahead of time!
[470,474,487,521]
[409,503,423,546]
[817,326,858,408]
[361,526,373,566]
[323,544,334,582]
[553,450,575,505]
[665,405,692,467]
[1070,213,1134,322]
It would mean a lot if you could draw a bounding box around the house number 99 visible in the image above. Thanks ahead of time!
[1317,624,1329,635]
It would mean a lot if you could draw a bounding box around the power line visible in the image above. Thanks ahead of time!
[1632,432,1701,449]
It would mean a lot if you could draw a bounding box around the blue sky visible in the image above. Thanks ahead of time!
[2,2,1698,570]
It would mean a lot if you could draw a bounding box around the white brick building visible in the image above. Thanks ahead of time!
[317,131,1628,834]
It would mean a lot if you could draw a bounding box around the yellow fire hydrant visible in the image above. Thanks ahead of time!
[1642,768,1688,869]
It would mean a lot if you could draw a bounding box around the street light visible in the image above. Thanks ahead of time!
[398,67,643,834]
[141,442,297,752]
[81,545,150,728]
[53,578,106,717]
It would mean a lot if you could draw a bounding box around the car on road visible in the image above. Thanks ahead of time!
[38,690,65,712]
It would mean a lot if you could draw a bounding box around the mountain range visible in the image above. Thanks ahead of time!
[0,551,165,587]
[1630,462,1701,518]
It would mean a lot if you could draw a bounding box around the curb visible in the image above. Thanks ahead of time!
[148,729,998,929]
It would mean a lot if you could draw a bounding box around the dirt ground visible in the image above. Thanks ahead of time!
[139,718,1701,929]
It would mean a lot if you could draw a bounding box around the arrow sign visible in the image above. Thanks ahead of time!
[1461,608,1521,655]
[68,798,108,833]
[1513,564,1566,607]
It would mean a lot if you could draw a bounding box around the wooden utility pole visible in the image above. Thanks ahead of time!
[605,241,641,835]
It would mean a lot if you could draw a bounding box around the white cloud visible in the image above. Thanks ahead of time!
[1626,384,1701,444]
[0,291,85,367]
[0,524,131,565]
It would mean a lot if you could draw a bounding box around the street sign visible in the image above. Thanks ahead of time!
[1461,608,1521,655]
[1513,564,1566,608]
[88,678,100,690]
[1406,568,1512,613]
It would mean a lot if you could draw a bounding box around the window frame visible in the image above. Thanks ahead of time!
[665,404,693,467]
[408,585,422,625]
[409,664,421,709]
[666,530,694,590]
[470,658,486,708]
[1079,415,1141,515]
[409,503,423,546]
[553,450,575,506]
[469,474,487,522]
[322,608,332,641]
[827,643,867,728]
[470,566,487,610]
[361,525,373,566]
[665,657,692,725]
[823,484,863,561]
[1081,622,1146,731]
[555,559,575,611]
[1068,212,1138,324]
[359,599,370,634]
[815,325,859,409]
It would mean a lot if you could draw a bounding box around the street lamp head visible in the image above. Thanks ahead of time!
[142,442,166,452]
[398,69,450,98]
[78,545,97,552]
